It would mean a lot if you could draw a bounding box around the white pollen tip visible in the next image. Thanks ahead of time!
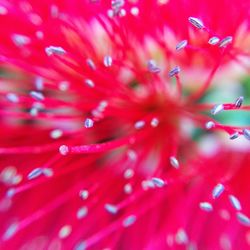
[212,183,225,199]
[86,58,96,70]
[103,55,112,67]
[6,188,15,198]
[229,132,239,140]
[84,79,95,88]
[147,60,161,73]
[50,129,63,139]
[152,177,165,187]
[59,145,69,156]
[42,168,53,177]
[237,212,250,227]
[79,190,89,200]
[229,195,242,211]
[12,34,30,46]
[45,46,66,56]
[124,168,134,179]
[208,36,220,45]
[199,202,213,212]
[105,204,118,214]
[58,225,72,239]
[243,129,250,141]
[77,206,88,219]
[211,104,224,115]
[170,156,179,169]
[27,168,43,180]
[3,222,18,240]
[169,66,181,77]
[74,241,86,250]
[84,118,94,128]
[134,120,145,129]
[6,93,19,103]
[205,121,215,130]
[30,91,45,101]
[130,7,139,16]
[123,215,136,227]
[124,183,133,194]
[188,17,204,29]
[175,228,189,245]
[59,81,70,91]
[151,118,159,127]
[35,76,44,91]
[235,96,244,108]
[219,36,233,47]
[176,40,188,51]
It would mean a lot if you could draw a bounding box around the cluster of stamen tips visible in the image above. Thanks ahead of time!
[166,16,250,143]
[199,183,250,227]
[206,96,250,141]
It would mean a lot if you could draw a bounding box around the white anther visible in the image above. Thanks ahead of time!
[219,36,233,47]
[42,168,53,177]
[84,118,94,128]
[35,76,44,91]
[170,156,179,169]
[211,104,224,115]
[175,228,189,245]
[243,129,250,140]
[169,66,181,77]
[205,121,215,130]
[103,55,112,67]
[105,204,118,214]
[134,120,145,129]
[147,60,161,73]
[229,195,242,211]
[127,149,137,161]
[212,183,225,199]
[176,40,188,51]
[59,145,69,156]
[150,117,159,127]
[45,46,66,56]
[12,34,30,46]
[77,206,88,219]
[123,215,136,227]
[208,36,220,45]
[86,58,96,70]
[199,202,213,212]
[59,81,69,91]
[85,79,95,88]
[124,168,134,179]
[27,168,43,180]
[235,96,244,108]
[58,225,72,239]
[229,132,239,140]
[30,91,44,101]
[50,129,63,139]
[3,222,18,240]
[188,17,204,29]
[79,190,89,200]
[237,212,250,227]
[130,7,139,16]
[152,177,165,187]
[111,0,125,10]
[6,93,19,103]
[124,183,133,194]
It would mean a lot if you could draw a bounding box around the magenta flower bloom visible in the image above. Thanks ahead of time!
[1,0,250,249]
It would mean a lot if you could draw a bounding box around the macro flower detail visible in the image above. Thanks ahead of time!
[0,0,250,249]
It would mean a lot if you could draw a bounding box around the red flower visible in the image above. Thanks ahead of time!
[0,0,250,249]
